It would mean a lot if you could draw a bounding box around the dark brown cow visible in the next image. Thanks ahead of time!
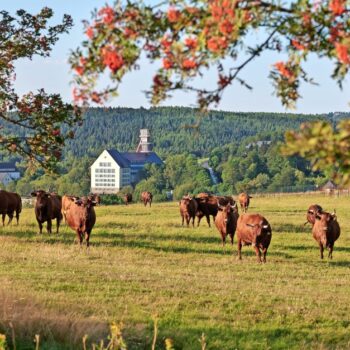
[305,204,323,226]
[65,196,97,247]
[236,214,272,263]
[238,193,252,213]
[31,190,62,234]
[312,211,340,259]
[179,195,198,227]
[0,191,9,226]
[88,193,101,205]
[4,191,22,225]
[195,194,235,227]
[214,201,239,247]
[123,193,132,205]
[141,191,153,207]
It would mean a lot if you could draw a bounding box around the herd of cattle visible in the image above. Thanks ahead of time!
[0,189,341,261]
[179,193,341,262]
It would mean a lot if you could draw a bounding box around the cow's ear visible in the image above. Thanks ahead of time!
[31,192,37,197]
[246,223,255,228]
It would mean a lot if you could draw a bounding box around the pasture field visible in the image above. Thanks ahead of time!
[0,195,350,349]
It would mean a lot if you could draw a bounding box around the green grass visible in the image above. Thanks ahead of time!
[0,195,350,349]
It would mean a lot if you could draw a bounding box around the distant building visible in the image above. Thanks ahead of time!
[320,180,338,193]
[90,129,163,193]
[0,162,20,186]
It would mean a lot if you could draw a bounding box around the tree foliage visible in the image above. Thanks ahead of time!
[70,0,350,183]
[1,8,82,171]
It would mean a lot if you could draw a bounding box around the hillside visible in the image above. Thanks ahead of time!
[64,107,341,158]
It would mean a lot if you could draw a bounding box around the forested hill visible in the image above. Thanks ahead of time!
[64,107,342,158]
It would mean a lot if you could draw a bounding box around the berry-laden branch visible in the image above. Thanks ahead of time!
[70,0,350,183]
[1,8,82,172]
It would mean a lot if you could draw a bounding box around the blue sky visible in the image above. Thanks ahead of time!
[4,1,350,114]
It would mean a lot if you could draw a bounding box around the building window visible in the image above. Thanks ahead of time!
[99,162,111,167]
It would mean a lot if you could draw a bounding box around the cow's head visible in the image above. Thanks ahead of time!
[31,190,50,209]
[88,193,101,205]
[246,220,270,236]
[217,201,238,224]
[71,196,97,209]
[307,204,323,224]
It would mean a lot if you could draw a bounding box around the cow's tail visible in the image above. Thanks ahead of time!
[18,197,22,214]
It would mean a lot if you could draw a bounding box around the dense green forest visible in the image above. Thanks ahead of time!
[1,107,347,199]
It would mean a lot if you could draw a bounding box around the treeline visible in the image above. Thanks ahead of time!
[63,107,342,158]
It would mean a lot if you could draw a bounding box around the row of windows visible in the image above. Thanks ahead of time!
[96,178,115,183]
[95,174,115,178]
[95,183,116,187]
[95,168,115,173]
[99,162,111,167]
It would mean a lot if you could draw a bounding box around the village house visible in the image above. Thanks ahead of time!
[0,162,21,186]
[90,129,163,193]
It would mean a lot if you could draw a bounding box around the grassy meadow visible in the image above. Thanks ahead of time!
[0,194,350,349]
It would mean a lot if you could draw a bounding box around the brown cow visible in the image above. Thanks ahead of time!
[238,193,252,213]
[31,190,62,234]
[123,193,132,205]
[214,201,239,247]
[4,191,22,225]
[305,204,323,226]
[312,211,340,259]
[64,196,97,247]
[195,194,235,227]
[179,195,198,227]
[0,191,9,226]
[236,214,272,263]
[141,191,153,207]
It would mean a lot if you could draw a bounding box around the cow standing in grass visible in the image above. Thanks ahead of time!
[123,193,132,205]
[179,195,198,227]
[238,193,252,213]
[141,191,153,207]
[312,211,340,259]
[0,191,9,226]
[4,191,22,225]
[236,214,272,263]
[305,204,323,226]
[214,201,239,247]
[31,190,62,234]
[64,196,97,247]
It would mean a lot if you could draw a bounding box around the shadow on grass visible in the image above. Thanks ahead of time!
[0,230,293,259]
[273,223,311,234]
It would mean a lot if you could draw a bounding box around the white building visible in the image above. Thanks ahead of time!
[0,162,20,186]
[90,129,162,194]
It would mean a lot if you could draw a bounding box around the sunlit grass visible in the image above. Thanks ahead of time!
[0,195,349,349]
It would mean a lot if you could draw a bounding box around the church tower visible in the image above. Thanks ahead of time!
[136,129,153,153]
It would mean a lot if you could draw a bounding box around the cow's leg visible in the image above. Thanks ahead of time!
[37,220,43,234]
[229,233,234,245]
[15,210,20,225]
[253,243,262,263]
[85,232,90,248]
[186,215,190,227]
[47,219,52,234]
[206,215,211,227]
[56,217,60,234]
[319,243,324,259]
[237,239,242,260]
[328,244,333,259]
[181,215,184,226]
[7,213,13,225]
[149,201,152,207]
[262,247,267,263]
[197,214,202,227]
[191,216,195,227]
[76,230,83,245]
[2,213,5,226]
